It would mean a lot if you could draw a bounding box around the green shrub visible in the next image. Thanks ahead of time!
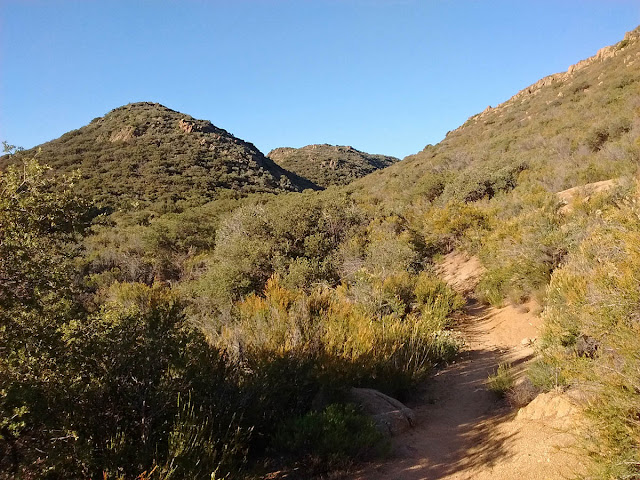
[527,357,566,391]
[440,161,526,203]
[273,404,386,465]
[486,363,515,396]
[423,201,488,252]
[364,216,423,278]
[476,268,509,307]
[414,272,465,327]
[237,351,321,453]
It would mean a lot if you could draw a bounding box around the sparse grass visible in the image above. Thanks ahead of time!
[486,363,515,397]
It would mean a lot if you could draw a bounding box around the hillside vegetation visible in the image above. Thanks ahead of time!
[268,144,398,188]
[2,25,640,480]
[0,102,318,212]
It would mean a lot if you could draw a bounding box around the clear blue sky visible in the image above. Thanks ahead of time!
[1,1,639,159]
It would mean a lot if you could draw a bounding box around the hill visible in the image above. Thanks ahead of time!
[268,144,398,188]
[1,102,317,210]
[351,26,640,205]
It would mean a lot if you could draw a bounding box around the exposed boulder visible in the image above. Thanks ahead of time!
[516,390,580,430]
[349,387,415,436]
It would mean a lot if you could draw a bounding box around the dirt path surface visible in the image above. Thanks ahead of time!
[353,252,587,480]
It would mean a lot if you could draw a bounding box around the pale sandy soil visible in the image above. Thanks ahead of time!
[352,252,589,480]
[557,178,618,214]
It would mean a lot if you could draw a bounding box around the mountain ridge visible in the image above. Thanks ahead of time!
[454,25,640,137]
[268,143,399,188]
[348,24,640,208]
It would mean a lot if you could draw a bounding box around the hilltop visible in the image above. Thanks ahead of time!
[1,102,318,210]
[268,144,398,188]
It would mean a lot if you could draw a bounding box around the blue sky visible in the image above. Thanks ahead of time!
[1,1,639,159]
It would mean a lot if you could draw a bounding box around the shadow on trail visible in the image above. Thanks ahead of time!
[357,299,530,480]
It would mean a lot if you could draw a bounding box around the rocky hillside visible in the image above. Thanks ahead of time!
[344,25,640,479]
[352,26,640,205]
[1,102,317,210]
[268,144,398,188]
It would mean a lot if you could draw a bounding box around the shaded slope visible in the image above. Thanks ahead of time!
[2,102,318,210]
[268,144,398,188]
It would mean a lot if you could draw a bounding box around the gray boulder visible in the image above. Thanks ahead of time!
[349,387,415,436]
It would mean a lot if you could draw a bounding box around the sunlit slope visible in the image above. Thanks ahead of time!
[350,26,640,206]
[1,102,318,210]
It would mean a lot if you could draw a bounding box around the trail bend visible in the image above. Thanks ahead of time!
[353,252,588,480]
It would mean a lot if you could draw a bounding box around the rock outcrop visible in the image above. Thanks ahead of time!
[457,26,640,131]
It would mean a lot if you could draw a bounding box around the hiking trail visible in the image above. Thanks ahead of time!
[353,251,588,480]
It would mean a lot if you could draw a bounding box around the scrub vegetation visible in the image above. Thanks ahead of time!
[2,25,640,479]
[268,144,398,188]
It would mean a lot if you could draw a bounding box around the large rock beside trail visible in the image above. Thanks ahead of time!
[349,387,415,436]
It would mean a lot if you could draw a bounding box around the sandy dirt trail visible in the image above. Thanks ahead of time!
[353,252,587,480]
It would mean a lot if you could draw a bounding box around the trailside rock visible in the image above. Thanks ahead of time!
[349,387,415,436]
[516,390,580,430]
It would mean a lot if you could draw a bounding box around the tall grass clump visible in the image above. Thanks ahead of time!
[486,363,515,397]
[273,403,387,471]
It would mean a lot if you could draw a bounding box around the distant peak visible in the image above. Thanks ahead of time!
[108,102,177,114]
[267,143,399,188]
[2,102,313,208]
